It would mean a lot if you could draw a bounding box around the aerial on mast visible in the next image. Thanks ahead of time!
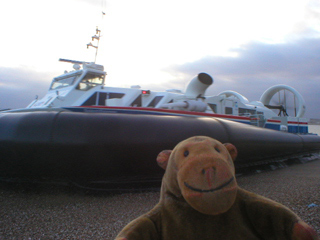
[87,9,105,63]
[87,26,101,63]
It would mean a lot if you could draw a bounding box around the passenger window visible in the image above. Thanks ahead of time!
[148,96,164,107]
[225,107,233,114]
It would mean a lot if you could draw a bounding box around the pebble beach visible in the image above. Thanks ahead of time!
[0,126,319,239]
[0,158,319,239]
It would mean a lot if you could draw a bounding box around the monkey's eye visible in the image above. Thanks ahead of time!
[184,150,189,157]
[215,147,220,153]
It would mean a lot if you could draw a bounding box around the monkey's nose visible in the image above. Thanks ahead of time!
[202,167,216,187]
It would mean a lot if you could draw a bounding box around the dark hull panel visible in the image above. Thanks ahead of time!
[0,112,319,187]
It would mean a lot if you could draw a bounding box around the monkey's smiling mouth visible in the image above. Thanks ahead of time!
[184,177,234,193]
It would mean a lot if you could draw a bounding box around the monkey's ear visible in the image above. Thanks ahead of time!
[224,143,237,161]
[156,150,172,170]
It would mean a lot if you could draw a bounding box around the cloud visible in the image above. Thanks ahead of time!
[0,67,55,109]
[163,37,320,118]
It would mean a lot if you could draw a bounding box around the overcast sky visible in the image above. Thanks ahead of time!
[0,0,320,118]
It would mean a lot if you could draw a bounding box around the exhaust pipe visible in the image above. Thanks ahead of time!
[184,73,213,98]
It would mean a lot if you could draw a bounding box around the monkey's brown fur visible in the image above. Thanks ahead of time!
[116,136,318,240]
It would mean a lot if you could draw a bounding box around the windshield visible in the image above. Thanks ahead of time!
[76,73,105,91]
[50,74,80,90]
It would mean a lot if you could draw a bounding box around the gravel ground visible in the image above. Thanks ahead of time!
[0,160,319,239]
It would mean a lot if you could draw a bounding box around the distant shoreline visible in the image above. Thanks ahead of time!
[309,119,320,125]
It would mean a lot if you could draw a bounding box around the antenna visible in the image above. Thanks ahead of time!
[87,25,102,63]
[86,9,105,63]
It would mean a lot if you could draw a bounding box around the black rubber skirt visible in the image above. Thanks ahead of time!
[0,111,319,188]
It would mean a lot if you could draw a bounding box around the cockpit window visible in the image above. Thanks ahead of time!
[76,73,105,91]
[50,74,80,90]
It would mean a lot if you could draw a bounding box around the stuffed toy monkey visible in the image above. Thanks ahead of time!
[116,136,318,240]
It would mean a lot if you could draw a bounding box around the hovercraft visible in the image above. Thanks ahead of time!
[0,28,319,190]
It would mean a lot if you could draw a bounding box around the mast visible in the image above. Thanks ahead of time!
[87,26,101,63]
[87,10,105,63]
